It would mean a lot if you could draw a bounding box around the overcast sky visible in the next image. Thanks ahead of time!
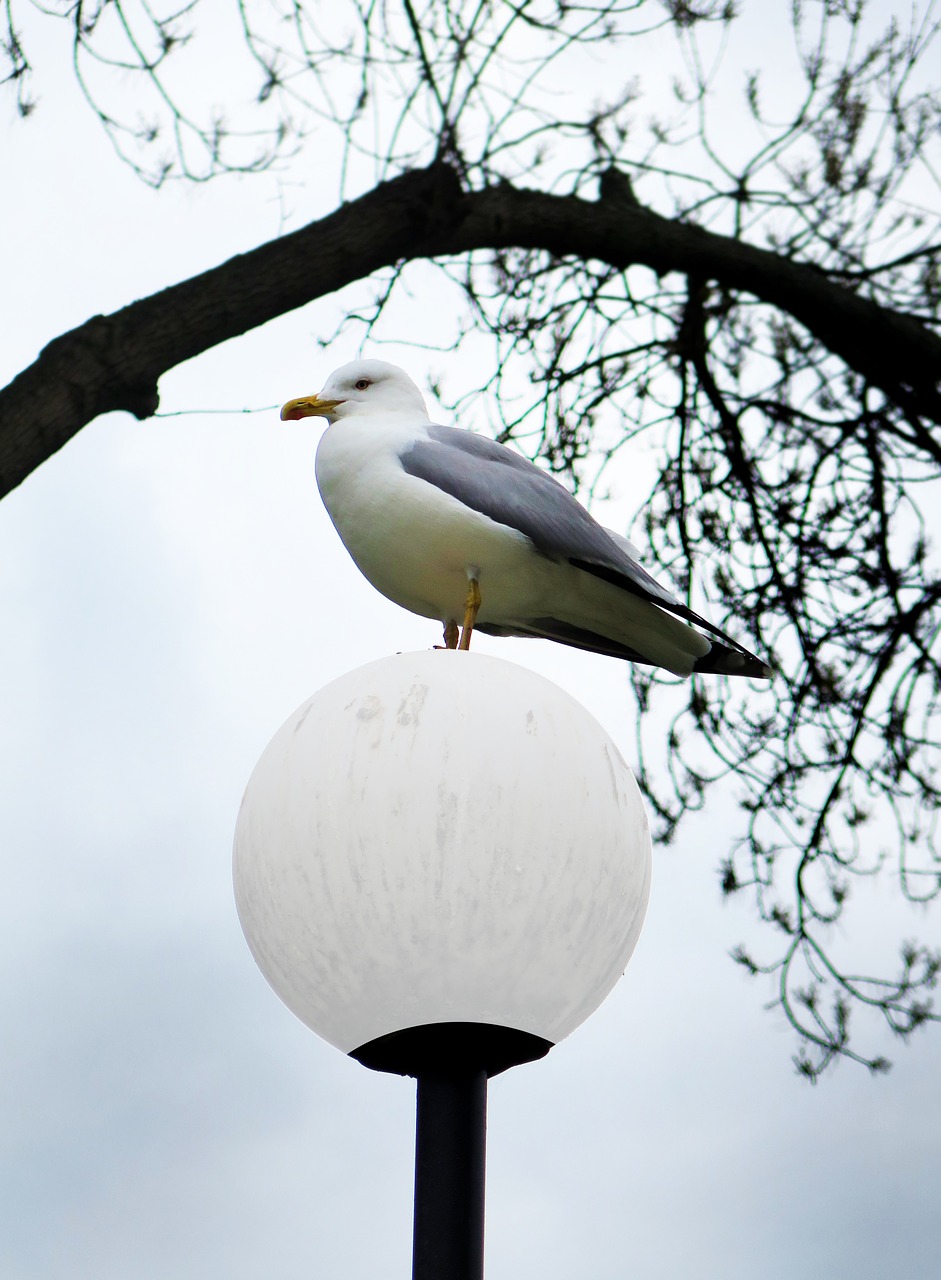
[2,7,938,1280]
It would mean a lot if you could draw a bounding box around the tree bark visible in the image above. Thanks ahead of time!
[2,160,939,500]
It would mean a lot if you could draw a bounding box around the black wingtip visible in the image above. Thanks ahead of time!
[693,647,774,679]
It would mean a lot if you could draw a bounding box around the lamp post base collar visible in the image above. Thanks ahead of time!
[350,1020,553,1078]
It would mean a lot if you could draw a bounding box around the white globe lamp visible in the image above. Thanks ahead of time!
[233,650,651,1278]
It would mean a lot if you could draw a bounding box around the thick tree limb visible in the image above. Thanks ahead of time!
[3,161,939,500]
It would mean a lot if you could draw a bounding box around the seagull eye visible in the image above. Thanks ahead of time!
[354,378,371,391]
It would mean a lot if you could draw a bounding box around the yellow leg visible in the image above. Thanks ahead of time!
[442,620,459,649]
[458,578,481,651]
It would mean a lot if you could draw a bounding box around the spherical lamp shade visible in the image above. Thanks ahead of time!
[233,651,651,1075]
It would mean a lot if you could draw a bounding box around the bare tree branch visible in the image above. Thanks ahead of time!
[4,161,939,499]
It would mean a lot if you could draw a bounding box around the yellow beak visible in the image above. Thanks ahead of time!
[280,395,345,421]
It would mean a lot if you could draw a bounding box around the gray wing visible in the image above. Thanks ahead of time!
[400,425,768,667]
[401,426,674,599]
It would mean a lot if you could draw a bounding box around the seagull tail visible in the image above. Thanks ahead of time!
[570,558,773,679]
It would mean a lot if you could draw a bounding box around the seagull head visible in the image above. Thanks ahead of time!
[281,359,430,424]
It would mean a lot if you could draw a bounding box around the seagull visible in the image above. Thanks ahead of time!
[281,359,772,679]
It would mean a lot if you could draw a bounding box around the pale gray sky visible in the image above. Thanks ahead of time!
[2,7,938,1279]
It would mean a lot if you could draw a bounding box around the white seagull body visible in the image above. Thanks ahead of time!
[281,360,771,679]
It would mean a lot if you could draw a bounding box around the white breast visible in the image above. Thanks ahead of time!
[315,417,543,625]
